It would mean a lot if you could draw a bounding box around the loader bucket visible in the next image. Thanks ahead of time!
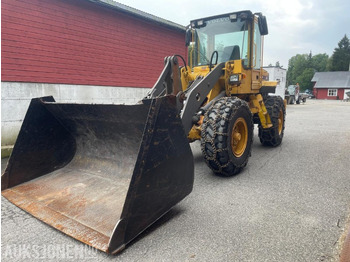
[1,96,194,254]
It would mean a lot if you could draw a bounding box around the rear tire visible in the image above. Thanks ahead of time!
[258,96,286,147]
[201,97,253,176]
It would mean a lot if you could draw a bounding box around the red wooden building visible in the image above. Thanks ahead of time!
[1,0,186,157]
[1,0,186,87]
[312,72,350,100]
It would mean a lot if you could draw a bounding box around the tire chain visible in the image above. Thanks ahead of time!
[258,95,285,146]
[201,97,252,176]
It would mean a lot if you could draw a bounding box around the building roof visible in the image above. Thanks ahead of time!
[312,71,350,89]
[263,66,286,71]
[86,0,186,32]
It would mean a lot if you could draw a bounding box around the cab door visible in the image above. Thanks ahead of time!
[252,19,262,90]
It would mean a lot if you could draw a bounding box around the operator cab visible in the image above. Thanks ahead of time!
[186,11,268,70]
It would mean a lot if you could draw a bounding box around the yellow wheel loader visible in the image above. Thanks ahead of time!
[2,10,285,254]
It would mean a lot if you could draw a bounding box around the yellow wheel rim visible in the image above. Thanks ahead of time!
[231,117,248,157]
[278,109,284,135]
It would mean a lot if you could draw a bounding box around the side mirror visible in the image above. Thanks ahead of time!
[185,29,192,46]
[258,15,268,35]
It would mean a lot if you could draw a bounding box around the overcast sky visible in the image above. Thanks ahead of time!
[115,0,350,68]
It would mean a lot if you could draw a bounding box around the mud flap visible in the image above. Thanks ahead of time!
[1,95,194,254]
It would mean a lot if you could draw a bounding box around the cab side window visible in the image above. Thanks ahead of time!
[253,22,261,69]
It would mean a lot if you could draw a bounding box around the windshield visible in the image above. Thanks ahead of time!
[188,17,249,68]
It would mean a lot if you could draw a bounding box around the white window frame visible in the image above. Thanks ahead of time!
[327,89,337,97]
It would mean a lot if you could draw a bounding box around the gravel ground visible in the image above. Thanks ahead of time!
[1,99,350,261]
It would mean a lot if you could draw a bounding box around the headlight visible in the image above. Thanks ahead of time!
[229,74,240,85]
[197,20,204,26]
[229,14,237,20]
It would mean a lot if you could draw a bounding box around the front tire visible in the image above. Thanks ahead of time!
[201,97,253,177]
[258,96,286,147]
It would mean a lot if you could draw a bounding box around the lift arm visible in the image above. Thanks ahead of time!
[144,57,225,135]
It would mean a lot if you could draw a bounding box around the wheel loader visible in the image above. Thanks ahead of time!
[1,10,285,254]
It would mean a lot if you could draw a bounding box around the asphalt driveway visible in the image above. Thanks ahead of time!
[1,99,350,261]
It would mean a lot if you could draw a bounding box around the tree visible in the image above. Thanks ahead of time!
[287,54,309,87]
[328,34,350,71]
[286,35,349,91]
[312,53,329,72]
[287,52,328,91]
[295,68,315,91]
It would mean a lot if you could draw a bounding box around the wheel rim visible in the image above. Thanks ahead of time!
[231,117,248,157]
[278,109,283,135]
